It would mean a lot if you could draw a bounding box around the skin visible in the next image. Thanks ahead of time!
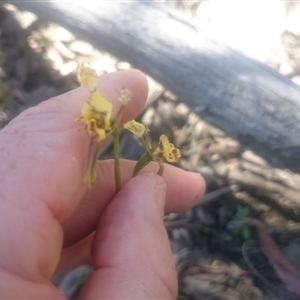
[0,69,206,299]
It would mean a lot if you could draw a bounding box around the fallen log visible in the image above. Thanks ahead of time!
[10,0,300,172]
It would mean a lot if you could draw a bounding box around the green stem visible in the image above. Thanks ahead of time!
[111,105,124,127]
[84,136,99,188]
[112,124,121,193]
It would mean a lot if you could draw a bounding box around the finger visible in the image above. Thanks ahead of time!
[0,70,147,283]
[62,159,205,247]
[79,173,177,299]
[58,160,204,271]
[55,234,93,274]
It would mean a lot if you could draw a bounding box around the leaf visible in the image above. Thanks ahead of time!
[241,226,251,240]
[235,206,251,220]
[133,154,151,176]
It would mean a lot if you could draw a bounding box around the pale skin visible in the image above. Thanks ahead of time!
[0,70,206,299]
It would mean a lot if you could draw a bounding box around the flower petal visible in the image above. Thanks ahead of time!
[76,91,112,141]
[79,64,98,92]
[89,91,112,118]
[154,134,181,163]
[124,120,146,138]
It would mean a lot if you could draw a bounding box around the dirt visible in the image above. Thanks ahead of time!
[1,2,300,300]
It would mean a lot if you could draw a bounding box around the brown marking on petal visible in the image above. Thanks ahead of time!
[157,152,164,158]
[90,120,96,132]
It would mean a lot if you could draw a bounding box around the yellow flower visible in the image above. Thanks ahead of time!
[153,134,181,163]
[79,64,98,92]
[76,91,112,141]
[124,120,181,176]
[124,120,147,138]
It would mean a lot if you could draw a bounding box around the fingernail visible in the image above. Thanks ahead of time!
[154,182,166,218]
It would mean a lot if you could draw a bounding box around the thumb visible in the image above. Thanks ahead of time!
[79,173,177,299]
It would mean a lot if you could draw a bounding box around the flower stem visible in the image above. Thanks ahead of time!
[112,124,121,193]
[111,106,124,127]
[157,160,164,176]
[84,136,99,188]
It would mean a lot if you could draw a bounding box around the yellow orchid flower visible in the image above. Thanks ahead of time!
[76,90,112,188]
[76,64,134,191]
[124,120,147,138]
[79,64,98,92]
[124,120,181,176]
[76,91,112,142]
[152,134,181,163]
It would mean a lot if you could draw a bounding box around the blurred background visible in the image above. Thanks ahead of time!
[1,1,300,299]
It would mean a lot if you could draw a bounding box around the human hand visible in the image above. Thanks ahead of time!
[0,70,205,299]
